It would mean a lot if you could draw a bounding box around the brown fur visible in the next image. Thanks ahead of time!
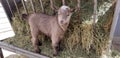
[22,5,73,56]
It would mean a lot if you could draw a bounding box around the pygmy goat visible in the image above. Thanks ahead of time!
[22,5,74,56]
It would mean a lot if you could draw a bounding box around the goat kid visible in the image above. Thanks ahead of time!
[22,5,73,56]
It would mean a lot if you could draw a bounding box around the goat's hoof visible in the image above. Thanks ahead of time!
[53,54,57,56]
[58,48,63,51]
[53,53,58,56]
[38,42,42,46]
[35,49,41,54]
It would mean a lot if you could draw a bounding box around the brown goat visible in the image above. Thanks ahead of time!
[22,5,73,56]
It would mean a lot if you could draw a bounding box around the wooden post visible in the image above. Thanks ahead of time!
[0,48,4,58]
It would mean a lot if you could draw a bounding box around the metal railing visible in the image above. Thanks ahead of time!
[1,0,44,20]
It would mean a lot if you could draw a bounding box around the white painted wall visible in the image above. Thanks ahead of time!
[0,3,15,40]
[0,2,16,58]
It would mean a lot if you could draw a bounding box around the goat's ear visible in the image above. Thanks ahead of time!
[21,14,28,20]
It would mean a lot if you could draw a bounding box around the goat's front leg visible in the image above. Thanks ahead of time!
[31,37,41,53]
[57,40,63,51]
[31,28,41,53]
[51,36,60,56]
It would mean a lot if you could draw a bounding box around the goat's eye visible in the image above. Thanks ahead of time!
[60,20,64,24]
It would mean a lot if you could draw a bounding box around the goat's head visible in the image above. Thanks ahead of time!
[57,5,73,30]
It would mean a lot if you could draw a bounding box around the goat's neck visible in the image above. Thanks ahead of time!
[56,16,67,32]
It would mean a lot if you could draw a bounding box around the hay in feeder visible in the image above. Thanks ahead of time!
[81,21,93,53]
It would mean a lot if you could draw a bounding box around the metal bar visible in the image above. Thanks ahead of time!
[50,0,56,15]
[30,0,36,13]
[109,0,118,53]
[39,0,44,12]
[77,0,80,10]
[93,0,97,25]
[77,0,81,23]
[0,48,4,58]
[0,42,49,58]
[62,0,65,5]
[13,0,21,19]
[6,0,15,17]
[21,0,28,14]
[50,0,54,10]
[92,0,97,53]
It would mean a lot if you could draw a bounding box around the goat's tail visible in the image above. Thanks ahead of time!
[21,14,29,20]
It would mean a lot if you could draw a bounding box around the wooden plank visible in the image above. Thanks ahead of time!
[0,22,13,33]
[0,3,15,40]
[0,28,12,33]
[0,3,7,17]
[0,17,9,21]
[0,31,14,40]
[0,23,11,29]
[0,18,9,23]
[0,42,49,58]
[0,7,5,12]
[0,48,4,58]
[2,49,16,58]
[0,12,7,18]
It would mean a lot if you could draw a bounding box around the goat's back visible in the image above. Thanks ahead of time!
[28,13,63,37]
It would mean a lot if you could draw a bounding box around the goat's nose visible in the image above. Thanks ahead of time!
[60,20,64,24]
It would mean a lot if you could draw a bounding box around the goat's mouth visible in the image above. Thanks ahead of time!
[64,23,68,26]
